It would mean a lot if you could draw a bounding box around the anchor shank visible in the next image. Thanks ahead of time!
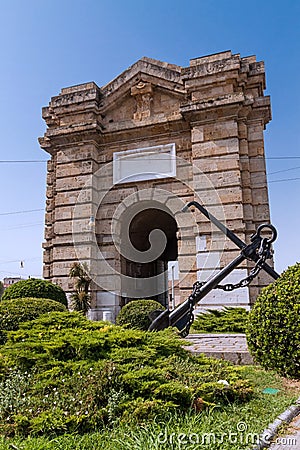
[169,253,246,326]
[183,201,279,280]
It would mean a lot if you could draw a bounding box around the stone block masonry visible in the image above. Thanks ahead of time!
[39,50,273,321]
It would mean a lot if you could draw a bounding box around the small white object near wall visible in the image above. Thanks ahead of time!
[102,310,113,322]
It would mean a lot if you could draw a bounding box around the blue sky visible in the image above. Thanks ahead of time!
[0,0,299,280]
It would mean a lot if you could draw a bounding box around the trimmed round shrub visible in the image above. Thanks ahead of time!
[1,278,67,307]
[0,297,66,344]
[116,299,165,330]
[247,263,300,378]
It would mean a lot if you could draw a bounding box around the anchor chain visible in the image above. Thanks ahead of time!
[190,235,274,295]
[215,236,273,292]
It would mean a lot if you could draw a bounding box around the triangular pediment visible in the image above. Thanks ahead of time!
[100,57,186,125]
[102,57,183,97]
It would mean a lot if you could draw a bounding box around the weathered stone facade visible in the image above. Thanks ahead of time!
[39,50,273,321]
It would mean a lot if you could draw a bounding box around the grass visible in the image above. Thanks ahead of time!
[0,365,299,450]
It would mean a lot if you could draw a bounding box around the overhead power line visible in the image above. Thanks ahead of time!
[0,269,42,277]
[0,156,300,163]
[0,164,300,220]
[0,160,48,163]
[250,165,300,181]
[0,257,42,265]
[269,177,300,184]
[267,165,300,176]
[0,209,44,216]
[0,172,300,218]
[267,157,300,160]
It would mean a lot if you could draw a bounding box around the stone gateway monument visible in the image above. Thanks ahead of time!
[39,50,273,321]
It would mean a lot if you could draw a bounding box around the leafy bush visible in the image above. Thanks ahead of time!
[0,298,66,344]
[247,263,300,378]
[116,299,165,330]
[192,307,249,333]
[0,311,253,436]
[1,278,67,307]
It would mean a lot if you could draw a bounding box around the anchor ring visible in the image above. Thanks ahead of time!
[256,223,278,244]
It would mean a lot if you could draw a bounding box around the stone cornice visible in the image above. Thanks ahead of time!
[39,51,271,153]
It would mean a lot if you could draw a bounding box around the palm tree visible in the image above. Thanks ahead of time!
[69,262,91,315]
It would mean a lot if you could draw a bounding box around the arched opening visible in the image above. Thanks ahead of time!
[120,201,178,308]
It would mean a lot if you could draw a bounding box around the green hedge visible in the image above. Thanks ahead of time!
[0,297,66,344]
[192,307,249,333]
[1,278,67,307]
[116,299,165,330]
[0,311,253,436]
[247,263,300,378]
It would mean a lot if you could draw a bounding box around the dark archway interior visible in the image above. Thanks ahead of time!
[129,208,178,260]
[120,204,178,307]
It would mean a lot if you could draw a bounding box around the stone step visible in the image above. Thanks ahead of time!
[184,333,253,365]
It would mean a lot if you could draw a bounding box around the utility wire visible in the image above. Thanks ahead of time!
[1,164,300,218]
[0,173,300,217]
[0,257,41,265]
[0,208,44,216]
[245,166,300,182]
[0,160,48,163]
[269,177,300,184]
[0,156,300,163]
[267,165,300,176]
[0,269,42,277]
[266,157,300,160]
